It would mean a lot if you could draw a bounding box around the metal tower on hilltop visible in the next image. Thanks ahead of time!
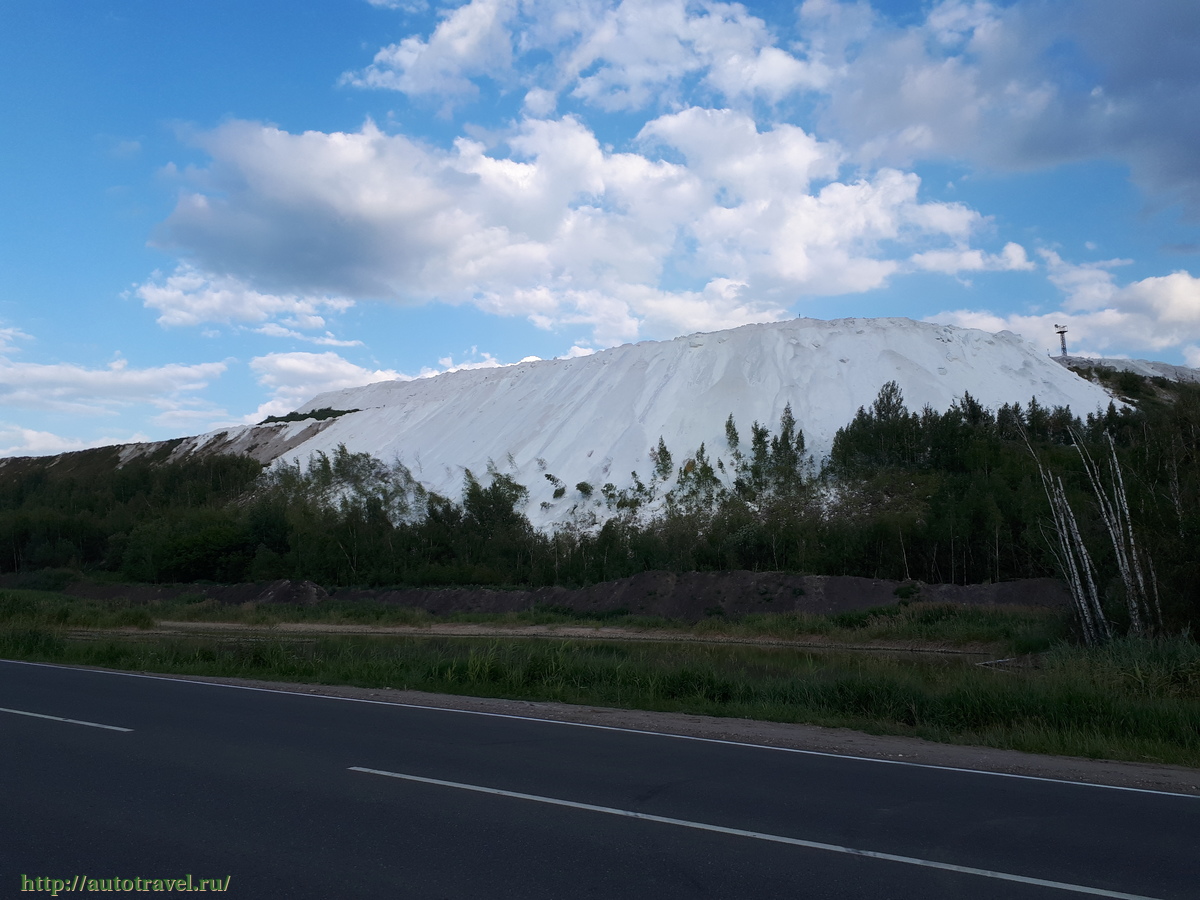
[1054,324,1068,358]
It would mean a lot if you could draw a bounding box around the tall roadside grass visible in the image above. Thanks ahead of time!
[2,622,1197,768]
[0,590,156,630]
[0,589,1072,654]
[701,602,1069,653]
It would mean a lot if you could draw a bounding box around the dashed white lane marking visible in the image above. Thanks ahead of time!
[0,705,132,732]
[350,766,1164,900]
[5,658,1197,799]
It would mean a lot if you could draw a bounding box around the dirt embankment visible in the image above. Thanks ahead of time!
[50,571,1070,620]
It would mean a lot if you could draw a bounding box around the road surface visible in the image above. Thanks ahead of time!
[2,658,1196,898]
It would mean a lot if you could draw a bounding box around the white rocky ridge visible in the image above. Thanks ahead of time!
[168,317,1118,528]
[1055,355,1200,385]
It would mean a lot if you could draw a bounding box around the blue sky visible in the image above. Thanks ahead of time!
[1,0,1199,455]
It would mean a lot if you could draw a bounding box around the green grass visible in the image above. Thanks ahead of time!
[695,602,1069,653]
[2,620,1197,767]
[9,587,1184,767]
[0,589,1071,655]
[0,590,157,630]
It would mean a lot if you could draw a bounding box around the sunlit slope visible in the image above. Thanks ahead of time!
[264,317,1115,525]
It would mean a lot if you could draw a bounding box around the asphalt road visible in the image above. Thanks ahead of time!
[1,658,1196,899]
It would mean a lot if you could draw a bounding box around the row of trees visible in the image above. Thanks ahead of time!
[1,369,1197,633]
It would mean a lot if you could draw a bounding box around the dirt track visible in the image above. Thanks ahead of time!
[134,619,1001,658]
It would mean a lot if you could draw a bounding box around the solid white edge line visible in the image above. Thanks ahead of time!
[0,704,132,732]
[349,766,1162,900]
[3,658,1195,800]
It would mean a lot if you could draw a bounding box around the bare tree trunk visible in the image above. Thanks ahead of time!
[1073,432,1159,636]
[1025,430,1110,645]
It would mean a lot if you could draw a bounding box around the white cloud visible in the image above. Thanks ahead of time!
[425,350,505,375]
[350,0,1200,217]
[347,0,516,97]
[0,427,89,456]
[0,326,31,354]
[150,406,236,432]
[0,353,229,417]
[523,87,557,117]
[157,112,1000,346]
[804,0,1057,168]
[561,0,828,110]
[348,0,827,110]
[0,425,154,458]
[253,323,364,347]
[248,351,404,420]
[911,242,1034,275]
[1040,249,1132,311]
[637,106,839,195]
[1119,272,1200,326]
[934,252,1200,357]
[802,0,1200,216]
[136,265,354,329]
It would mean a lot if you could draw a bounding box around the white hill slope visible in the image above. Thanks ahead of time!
[1055,355,1200,385]
[166,317,1119,528]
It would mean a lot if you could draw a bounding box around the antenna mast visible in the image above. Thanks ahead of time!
[1054,324,1068,358]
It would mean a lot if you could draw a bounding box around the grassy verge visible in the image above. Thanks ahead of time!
[0,589,1070,654]
[2,609,1197,767]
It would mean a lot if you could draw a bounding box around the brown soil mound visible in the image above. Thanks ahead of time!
[50,571,1069,621]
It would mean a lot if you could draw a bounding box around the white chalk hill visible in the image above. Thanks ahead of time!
[173,317,1115,528]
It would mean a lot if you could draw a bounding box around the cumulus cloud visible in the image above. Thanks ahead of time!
[0,353,229,417]
[934,251,1200,357]
[0,425,152,458]
[348,0,516,97]
[155,111,1002,346]
[138,0,1177,357]
[349,0,1200,214]
[348,0,829,110]
[0,323,232,452]
[347,0,1200,214]
[248,351,404,419]
[802,0,1200,216]
[425,350,505,375]
[561,344,595,358]
[126,0,1200,389]
[803,0,1053,166]
[136,265,354,329]
[911,242,1034,276]
[559,0,830,109]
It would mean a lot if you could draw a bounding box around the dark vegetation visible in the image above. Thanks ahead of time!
[0,587,1070,655]
[258,406,359,425]
[2,371,1199,635]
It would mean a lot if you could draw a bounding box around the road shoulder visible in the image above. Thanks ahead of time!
[106,666,1200,797]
